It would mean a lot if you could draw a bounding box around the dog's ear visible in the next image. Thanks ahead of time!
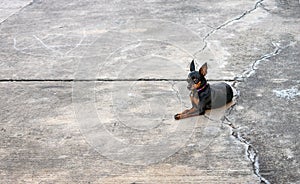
[190,60,195,72]
[200,62,208,76]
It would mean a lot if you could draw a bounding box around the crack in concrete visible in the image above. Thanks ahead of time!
[193,0,264,56]
[33,35,64,55]
[222,105,270,184]
[222,41,294,184]
[13,31,89,57]
[65,30,86,55]
[0,0,35,26]
[170,81,183,106]
[198,4,297,181]
[238,41,295,80]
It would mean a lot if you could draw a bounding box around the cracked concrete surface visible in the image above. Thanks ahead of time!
[0,0,33,24]
[0,0,299,183]
[227,42,300,183]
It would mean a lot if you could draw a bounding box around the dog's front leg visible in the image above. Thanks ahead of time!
[176,110,200,119]
[174,107,197,120]
[174,100,207,120]
[181,109,191,114]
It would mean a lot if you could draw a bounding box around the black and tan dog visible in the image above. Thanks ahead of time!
[174,60,233,120]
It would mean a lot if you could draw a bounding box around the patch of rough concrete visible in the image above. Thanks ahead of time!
[273,86,300,100]
[227,36,300,183]
[196,1,300,182]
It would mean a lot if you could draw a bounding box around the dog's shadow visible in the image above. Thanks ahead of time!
[202,98,236,122]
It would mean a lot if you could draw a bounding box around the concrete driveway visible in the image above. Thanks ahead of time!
[1,0,299,183]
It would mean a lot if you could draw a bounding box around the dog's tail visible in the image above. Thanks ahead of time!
[226,84,234,103]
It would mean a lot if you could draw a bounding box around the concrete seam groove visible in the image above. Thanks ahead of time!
[194,0,265,56]
[0,78,237,82]
[223,41,294,184]
[0,0,35,26]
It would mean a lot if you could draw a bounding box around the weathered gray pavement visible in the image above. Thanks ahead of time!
[0,0,299,183]
[227,42,300,183]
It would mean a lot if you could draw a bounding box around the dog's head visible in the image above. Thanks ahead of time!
[187,60,207,91]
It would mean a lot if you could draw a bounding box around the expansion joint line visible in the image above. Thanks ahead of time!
[0,78,236,83]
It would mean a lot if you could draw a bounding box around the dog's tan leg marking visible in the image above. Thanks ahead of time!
[175,107,198,120]
[178,110,199,119]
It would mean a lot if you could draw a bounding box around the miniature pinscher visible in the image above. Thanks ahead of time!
[174,60,233,120]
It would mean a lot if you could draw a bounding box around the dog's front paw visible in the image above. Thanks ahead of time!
[174,114,181,120]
